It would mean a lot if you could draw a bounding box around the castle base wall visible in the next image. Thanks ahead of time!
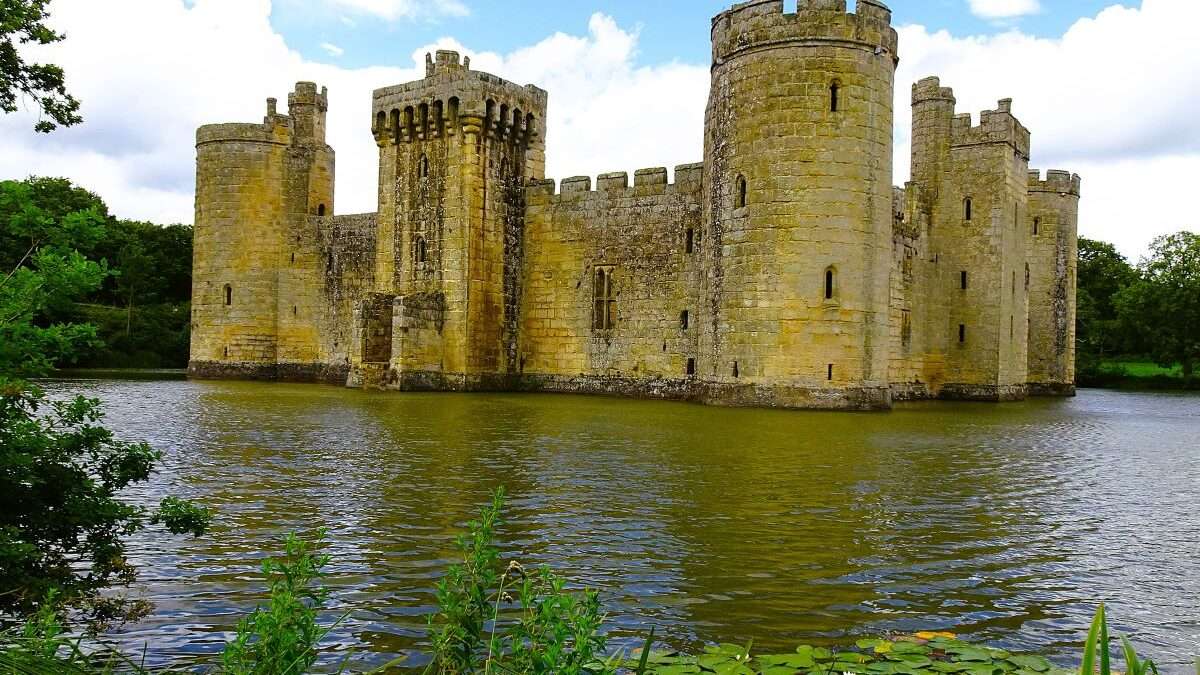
[188,361,350,385]
[1028,382,1077,397]
[938,383,1029,402]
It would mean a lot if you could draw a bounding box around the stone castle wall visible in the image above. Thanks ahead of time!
[189,2,1080,411]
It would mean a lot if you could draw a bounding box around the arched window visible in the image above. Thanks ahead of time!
[680,310,690,330]
[964,197,973,221]
[824,266,837,301]
[419,154,429,179]
[592,266,615,330]
[416,237,427,264]
[317,204,326,217]
[224,285,232,306]
[830,81,840,113]
[735,175,747,209]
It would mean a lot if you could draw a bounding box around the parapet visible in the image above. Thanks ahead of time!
[711,0,898,66]
[950,98,1031,159]
[1028,170,1082,197]
[197,82,330,147]
[912,76,955,106]
[372,52,547,146]
[288,81,328,112]
[526,164,705,200]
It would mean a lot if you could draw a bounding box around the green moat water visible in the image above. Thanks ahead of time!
[42,380,1200,671]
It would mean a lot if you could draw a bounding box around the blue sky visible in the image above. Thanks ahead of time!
[2,0,1195,258]
[272,1,1125,69]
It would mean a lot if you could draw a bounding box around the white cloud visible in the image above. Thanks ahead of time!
[320,42,345,57]
[895,0,1200,257]
[968,0,1041,20]
[328,0,467,20]
[0,0,1195,260]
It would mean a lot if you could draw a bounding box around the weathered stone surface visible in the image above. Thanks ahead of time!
[189,3,1079,411]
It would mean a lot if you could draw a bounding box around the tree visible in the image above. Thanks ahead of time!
[0,180,107,375]
[0,180,210,626]
[1076,237,1139,364]
[0,0,82,132]
[1115,232,1200,378]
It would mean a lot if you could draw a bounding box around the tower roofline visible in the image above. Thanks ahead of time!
[710,0,898,66]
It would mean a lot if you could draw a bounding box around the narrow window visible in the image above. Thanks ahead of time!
[293,306,298,317]
[291,252,295,264]
[592,267,615,330]
[1012,271,1017,298]
[733,361,739,378]
[735,175,747,209]
[419,154,429,179]
[1014,201,1019,230]
[828,364,834,381]
[901,310,912,347]
[1025,262,1030,290]
[1033,217,1040,236]
[416,237,427,264]
[830,81,840,113]
[959,324,966,343]
[224,285,232,306]
[686,358,696,377]
[824,267,836,300]
[317,203,326,217]
[964,198,973,221]
[960,271,968,290]
[223,346,229,358]
[685,228,694,254]
[680,310,690,330]
[1011,315,1015,340]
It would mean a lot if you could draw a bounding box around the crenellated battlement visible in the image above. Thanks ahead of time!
[372,52,547,147]
[1028,169,1082,196]
[950,98,1031,159]
[526,163,705,200]
[197,82,330,147]
[912,76,955,105]
[711,0,897,66]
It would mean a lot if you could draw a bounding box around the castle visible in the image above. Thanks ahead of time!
[189,0,1079,411]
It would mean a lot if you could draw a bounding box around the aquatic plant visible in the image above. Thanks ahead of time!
[220,532,335,675]
[425,487,612,674]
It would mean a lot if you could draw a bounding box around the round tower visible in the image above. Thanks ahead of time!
[700,0,899,410]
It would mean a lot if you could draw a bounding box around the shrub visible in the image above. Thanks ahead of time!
[426,487,613,674]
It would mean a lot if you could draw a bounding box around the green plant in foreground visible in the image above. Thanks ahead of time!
[220,532,334,675]
[426,487,612,674]
[151,496,214,538]
[1081,604,1159,675]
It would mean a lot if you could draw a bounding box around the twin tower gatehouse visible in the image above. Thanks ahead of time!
[189,0,1079,411]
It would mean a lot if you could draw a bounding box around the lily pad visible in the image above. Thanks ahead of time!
[947,646,995,662]
[652,666,702,675]
[758,653,817,669]
[1005,655,1052,672]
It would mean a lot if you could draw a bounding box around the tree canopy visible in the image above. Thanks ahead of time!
[0,0,82,132]
[1115,232,1200,378]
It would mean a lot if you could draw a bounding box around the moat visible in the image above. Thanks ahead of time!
[43,380,1200,671]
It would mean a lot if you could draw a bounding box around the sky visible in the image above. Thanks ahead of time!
[2,0,1197,260]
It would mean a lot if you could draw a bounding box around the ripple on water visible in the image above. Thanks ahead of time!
[39,381,1200,672]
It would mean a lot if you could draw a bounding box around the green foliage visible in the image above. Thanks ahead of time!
[220,533,334,675]
[151,496,214,538]
[0,382,197,624]
[0,177,194,370]
[1115,232,1200,379]
[0,179,109,377]
[0,0,83,132]
[426,487,613,674]
[1079,604,1159,675]
[1075,238,1139,372]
